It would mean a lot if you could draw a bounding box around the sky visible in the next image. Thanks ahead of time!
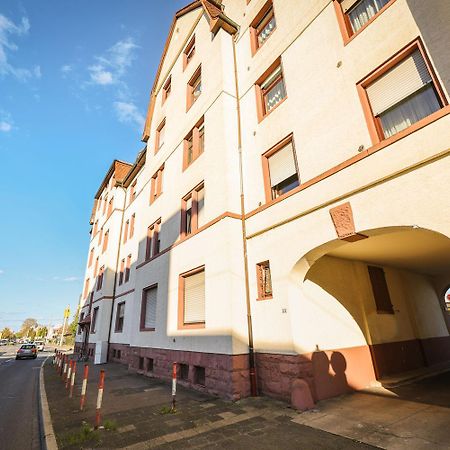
[0,0,188,331]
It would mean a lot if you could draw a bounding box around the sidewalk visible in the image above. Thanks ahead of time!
[44,357,375,449]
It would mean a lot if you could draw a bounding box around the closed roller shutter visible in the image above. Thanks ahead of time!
[144,287,157,329]
[184,270,205,324]
[268,142,297,186]
[366,50,432,115]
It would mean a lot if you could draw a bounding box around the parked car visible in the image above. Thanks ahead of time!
[0,339,8,346]
[34,341,45,352]
[16,344,37,359]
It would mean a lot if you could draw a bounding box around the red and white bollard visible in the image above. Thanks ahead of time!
[69,361,76,398]
[61,355,66,378]
[80,364,89,411]
[95,370,105,429]
[63,356,68,382]
[56,352,61,372]
[171,362,177,412]
[66,360,73,389]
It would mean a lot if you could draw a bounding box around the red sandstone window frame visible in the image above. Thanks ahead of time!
[118,258,125,286]
[145,218,161,261]
[129,180,137,205]
[123,219,129,244]
[83,278,90,299]
[255,57,287,122]
[140,283,158,332]
[150,165,164,204]
[124,254,131,283]
[178,265,206,330]
[107,197,113,216]
[102,195,108,215]
[88,249,94,267]
[96,265,104,291]
[115,302,125,332]
[162,76,172,103]
[333,0,398,45]
[183,117,205,170]
[102,230,109,253]
[155,119,166,154]
[187,65,202,111]
[249,0,276,56]
[256,260,273,300]
[261,133,300,203]
[93,220,98,236]
[357,38,448,145]
[98,228,103,247]
[94,257,99,278]
[183,35,196,70]
[129,213,135,239]
[180,182,205,238]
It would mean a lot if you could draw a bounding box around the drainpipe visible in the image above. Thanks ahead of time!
[232,35,258,396]
[106,182,127,361]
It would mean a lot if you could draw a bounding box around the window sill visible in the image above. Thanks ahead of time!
[178,322,205,330]
[140,327,155,332]
[257,296,273,301]
[114,329,123,333]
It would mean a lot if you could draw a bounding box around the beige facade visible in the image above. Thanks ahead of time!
[76,0,450,404]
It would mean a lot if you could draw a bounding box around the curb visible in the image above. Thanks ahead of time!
[39,356,59,450]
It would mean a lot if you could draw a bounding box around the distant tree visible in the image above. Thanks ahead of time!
[36,326,48,339]
[1,327,14,340]
[20,318,38,337]
[66,306,80,345]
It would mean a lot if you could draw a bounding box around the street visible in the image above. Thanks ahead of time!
[0,345,46,450]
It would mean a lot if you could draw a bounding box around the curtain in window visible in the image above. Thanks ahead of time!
[380,85,441,137]
[348,0,390,32]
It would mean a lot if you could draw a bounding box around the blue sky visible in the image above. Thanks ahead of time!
[0,0,188,331]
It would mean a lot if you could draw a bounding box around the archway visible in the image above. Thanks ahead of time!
[290,226,450,398]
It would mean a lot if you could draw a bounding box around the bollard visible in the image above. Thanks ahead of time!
[95,370,105,429]
[63,356,68,381]
[70,361,76,398]
[171,362,177,412]
[66,360,73,389]
[80,364,89,411]
[60,354,65,377]
[56,352,61,372]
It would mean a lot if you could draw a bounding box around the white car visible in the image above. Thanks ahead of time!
[34,341,45,352]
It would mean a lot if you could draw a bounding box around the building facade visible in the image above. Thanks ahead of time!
[76,0,450,404]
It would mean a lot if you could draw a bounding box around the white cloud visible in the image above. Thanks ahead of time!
[63,276,80,282]
[0,14,38,81]
[88,37,138,86]
[0,269,4,275]
[0,121,12,132]
[114,101,145,129]
[61,64,72,73]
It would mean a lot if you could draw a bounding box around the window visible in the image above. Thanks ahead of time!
[336,0,395,41]
[102,195,108,215]
[93,220,98,236]
[150,165,164,204]
[115,302,125,332]
[179,266,205,329]
[83,278,90,299]
[123,220,129,244]
[94,257,99,278]
[139,357,144,371]
[263,135,299,201]
[155,119,166,154]
[179,363,189,381]
[162,76,172,103]
[368,266,394,314]
[78,313,84,334]
[183,117,205,170]
[181,183,205,237]
[194,366,206,386]
[359,42,446,142]
[140,285,157,331]
[107,197,113,216]
[124,254,131,283]
[250,1,276,54]
[187,66,202,110]
[129,180,137,204]
[146,219,161,260]
[256,261,273,300]
[98,228,103,247]
[119,258,125,285]
[129,214,135,239]
[96,266,104,291]
[183,35,195,69]
[146,358,154,372]
[102,230,109,253]
[91,307,99,333]
[88,249,94,267]
[444,287,450,313]
[256,60,287,120]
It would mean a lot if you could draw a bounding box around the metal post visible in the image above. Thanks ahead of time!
[80,364,89,411]
[95,370,105,429]
[70,361,76,398]
[171,362,177,412]
[66,360,73,389]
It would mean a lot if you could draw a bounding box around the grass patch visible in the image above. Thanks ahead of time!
[103,419,118,431]
[60,422,100,448]
[160,405,177,415]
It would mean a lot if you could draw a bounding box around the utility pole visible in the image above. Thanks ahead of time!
[59,306,70,347]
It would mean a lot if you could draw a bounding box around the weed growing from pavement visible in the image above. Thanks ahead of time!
[60,421,100,447]
[160,405,177,415]
[103,419,118,431]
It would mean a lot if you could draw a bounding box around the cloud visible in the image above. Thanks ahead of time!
[62,276,80,282]
[0,121,12,132]
[0,269,4,274]
[114,101,145,129]
[88,37,138,86]
[0,14,38,81]
[0,110,14,132]
[60,64,72,73]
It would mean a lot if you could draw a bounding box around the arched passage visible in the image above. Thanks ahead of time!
[289,226,450,399]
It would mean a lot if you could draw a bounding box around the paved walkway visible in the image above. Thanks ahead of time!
[44,357,375,449]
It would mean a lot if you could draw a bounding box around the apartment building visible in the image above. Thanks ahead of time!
[76,0,450,405]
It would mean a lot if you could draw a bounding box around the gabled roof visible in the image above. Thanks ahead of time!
[123,149,147,188]
[141,0,238,143]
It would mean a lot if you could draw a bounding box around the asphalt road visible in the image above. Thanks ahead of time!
[0,345,46,450]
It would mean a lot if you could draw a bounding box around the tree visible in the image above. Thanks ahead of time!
[0,327,14,340]
[20,318,38,339]
[66,306,80,345]
[36,326,48,339]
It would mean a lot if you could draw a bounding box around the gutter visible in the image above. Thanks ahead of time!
[232,35,258,396]
[106,182,127,361]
